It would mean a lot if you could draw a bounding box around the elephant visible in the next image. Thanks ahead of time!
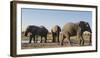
[24,25,48,43]
[51,25,61,43]
[61,21,92,46]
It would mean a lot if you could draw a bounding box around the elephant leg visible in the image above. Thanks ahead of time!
[45,36,47,43]
[78,32,84,46]
[61,36,64,46]
[66,35,71,46]
[57,33,60,43]
[33,35,36,43]
[77,30,84,46]
[61,33,67,46]
[63,33,71,46]
[77,34,80,46]
[89,35,92,45]
[80,32,84,46]
[60,33,64,46]
[52,33,55,42]
[40,36,42,43]
[29,35,32,43]
[54,35,56,42]
[35,35,38,43]
[80,37,84,46]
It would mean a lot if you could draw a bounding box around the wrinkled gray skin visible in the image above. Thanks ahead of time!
[61,21,92,46]
[37,26,48,43]
[25,25,48,43]
[51,25,61,43]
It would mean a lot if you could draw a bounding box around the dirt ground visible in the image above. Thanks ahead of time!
[21,32,91,49]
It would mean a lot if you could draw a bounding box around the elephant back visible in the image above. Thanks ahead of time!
[62,23,78,33]
[40,26,48,33]
[37,26,48,36]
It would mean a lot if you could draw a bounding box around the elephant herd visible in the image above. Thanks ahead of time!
[24,21,92,46]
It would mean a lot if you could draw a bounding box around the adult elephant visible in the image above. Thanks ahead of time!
[24,25,48,43]
[61,21,92,46]
[51,25,61,43]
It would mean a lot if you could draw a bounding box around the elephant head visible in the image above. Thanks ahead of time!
[25,25,40,36]
[79,21,92,33]
[24,26,32,36]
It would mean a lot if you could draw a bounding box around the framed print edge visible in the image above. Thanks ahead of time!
[10,1,98,57]
[95,3,98,52]
[10,1,17,57]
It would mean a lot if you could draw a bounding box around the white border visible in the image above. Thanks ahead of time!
[17,3,96,55]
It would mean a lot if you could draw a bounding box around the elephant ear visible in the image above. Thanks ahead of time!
[79,21,92,33]
[86,22,92,33]
[57,25,61,32]
[79,21,86,30]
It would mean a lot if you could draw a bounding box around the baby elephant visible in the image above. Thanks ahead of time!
[51,25,61,43]
[61,21,92,46]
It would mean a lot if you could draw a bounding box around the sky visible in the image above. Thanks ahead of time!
[21,8,92,32]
